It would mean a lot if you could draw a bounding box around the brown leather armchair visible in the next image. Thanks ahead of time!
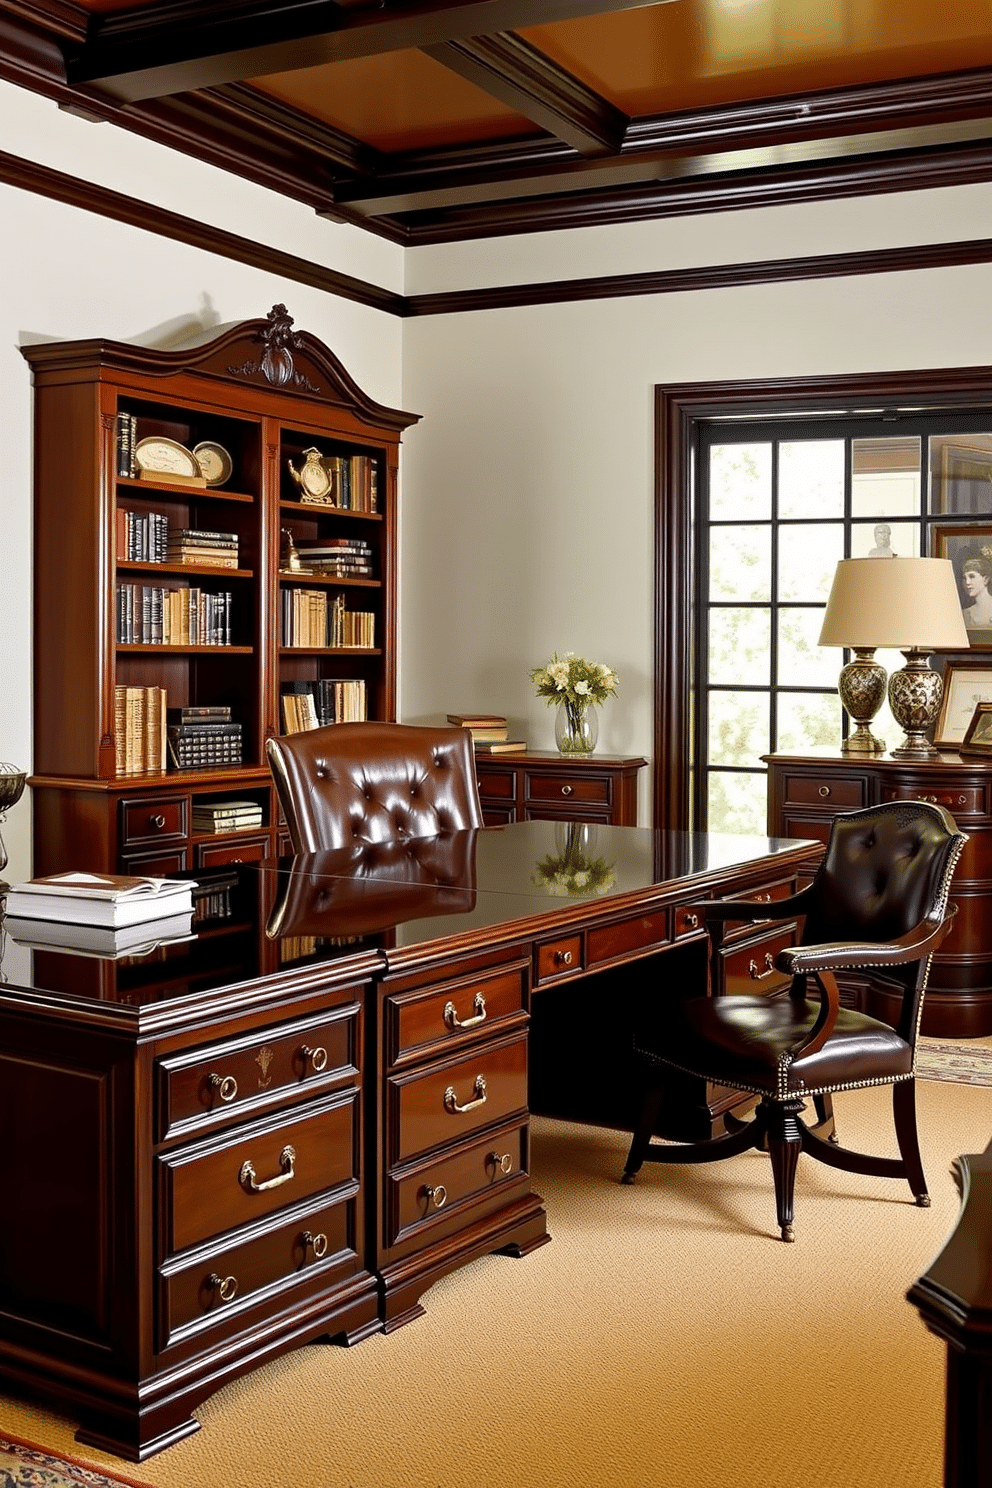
[265,721,484,852]
[622,801,966,1242]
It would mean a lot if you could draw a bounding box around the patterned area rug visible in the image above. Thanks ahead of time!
[0,1434,152,1488]
[916,1039,992,1087]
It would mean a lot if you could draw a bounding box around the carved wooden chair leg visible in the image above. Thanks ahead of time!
[622,1082,665,1183]
[892,1078,930,1206]
[765,1098,805,1242]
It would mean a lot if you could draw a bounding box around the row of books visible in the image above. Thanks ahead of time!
[115,685,168,774]
[293,536,374,578]
[281,590,375,649]
[116,584,234,646]
[117,508,169,563]
[167,706,243,769]
[280,678,368,732]
[191,798,263,835]
[316,452,379,513]
[446,712,527,754]
[116,412,139,478]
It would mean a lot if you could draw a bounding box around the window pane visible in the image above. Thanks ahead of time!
[707,689,770,767]
[708,607,771,686]
[777,608,836,687]
[850,520,919,558]
[709,444,771,521]
[776,692,842,752]
[707,770,768,836]
[852,436,921,517]
[709,525,771,601]
[777,522,844,601]
[930,434,992,515]
[778,441,844,518]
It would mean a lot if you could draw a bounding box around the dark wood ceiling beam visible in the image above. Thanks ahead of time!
[64,0,674,104]
[421,32,627,155]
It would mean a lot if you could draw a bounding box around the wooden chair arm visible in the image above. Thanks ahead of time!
[777,907,956,977]
[699,886,815,926]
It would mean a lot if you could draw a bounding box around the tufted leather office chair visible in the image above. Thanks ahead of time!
[622,801,966,1242]
[265,721,484,852]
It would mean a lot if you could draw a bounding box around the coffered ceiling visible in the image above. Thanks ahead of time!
[6,0,992,244]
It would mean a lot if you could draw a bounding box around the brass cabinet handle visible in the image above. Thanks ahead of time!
[424,1183,448,1209]
[150,813,167,829]
[302,1230,328,1258]
[490,1151,513,1176]
[300,1044,328,1072]
[561,784,573,796]
[443,992,487,1030]
[208,1272,238,1302]
[555,949,573,966]
[208,1072,238,1103]
[683,912,699,929]
[444,1075,488,1114]
[239,1144,296,1192]
[749,953,776,981]
[818,786,830,798]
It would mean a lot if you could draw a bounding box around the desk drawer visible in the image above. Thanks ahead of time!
[781,774,865,809]
[721,928,795,998]
[121,794,187,846]
[387,962,528,1068]
[386,1122,526,1248]
[880,784,985,816]
[475,768,514,799]
[161,1091,359,1253]
[157,1004,360,1140]
[587,910,670,968]
[526,772,610,807]
[159,1193,357,1347]
[535,934,584,984]
[390,1033,528,1166]
[196,835,270,868]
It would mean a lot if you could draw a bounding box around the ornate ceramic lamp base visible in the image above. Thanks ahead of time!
[838,649,887,755]
[889,650,943,758]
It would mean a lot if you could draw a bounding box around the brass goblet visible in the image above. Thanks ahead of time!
[0,764,27,891]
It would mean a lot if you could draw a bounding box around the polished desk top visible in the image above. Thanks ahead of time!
[0,821,818,1023]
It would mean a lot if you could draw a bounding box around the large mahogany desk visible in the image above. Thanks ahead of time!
[0,821,819,1461]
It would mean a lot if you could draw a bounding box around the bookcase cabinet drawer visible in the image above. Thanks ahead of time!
[121,794,187,845]
[781,774,865,809]
[196,835,270,868]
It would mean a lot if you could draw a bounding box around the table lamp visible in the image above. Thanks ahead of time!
[819,557,968,758]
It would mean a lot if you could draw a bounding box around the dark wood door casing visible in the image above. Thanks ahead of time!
[653,365,992,834]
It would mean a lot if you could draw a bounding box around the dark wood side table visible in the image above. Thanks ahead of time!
[765,749,992,1037]
[474,751,647,827]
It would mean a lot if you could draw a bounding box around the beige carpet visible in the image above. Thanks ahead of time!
[2,1079,989,1488]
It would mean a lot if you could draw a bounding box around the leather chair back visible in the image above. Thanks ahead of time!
[266,721,484,851]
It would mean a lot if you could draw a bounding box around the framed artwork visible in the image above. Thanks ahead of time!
[960,700,992,757]
[932,525,992,649]
[934,663,992,748]
[934,440,992,514]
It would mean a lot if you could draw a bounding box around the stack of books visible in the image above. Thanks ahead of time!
[192,799,263,835]
[295,536,373,578]
[166,528,239,568]
[447,712,527,754]
[4,870,196,960]
[166,705,242,769]
[115,685,167,774]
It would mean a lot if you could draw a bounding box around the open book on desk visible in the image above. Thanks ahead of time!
[4,871,196,927]
[4,910,196,960]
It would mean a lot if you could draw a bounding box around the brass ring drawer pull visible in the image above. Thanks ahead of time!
[444,1075,488,1114]
[302,1230,328,1258]
[300,1044,328,1072]
[490,1152,513,1175]
[150,813,167,829]
[443,992,487,1030]
[818,786,830,798]
[208,1073,238,1103]
[424,1183,447,1209]
[749,953,776,981]
[561,784,573,796]
[683,912,699,930]
[239,1144,296,1192]
[208,1272,238,1302]
[555,949,573,966]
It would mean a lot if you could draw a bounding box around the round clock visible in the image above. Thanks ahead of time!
[134,436,201,480]
[288,447,332,504]
[193,441,233,487]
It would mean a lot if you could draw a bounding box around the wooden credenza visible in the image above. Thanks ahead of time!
[474,751,647,827]
[765,750,992,1037]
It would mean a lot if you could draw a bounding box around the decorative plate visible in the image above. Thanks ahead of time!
[134,436,201,480]
[193,441,234,487]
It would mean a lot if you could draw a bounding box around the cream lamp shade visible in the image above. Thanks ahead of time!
[819,557,969,758]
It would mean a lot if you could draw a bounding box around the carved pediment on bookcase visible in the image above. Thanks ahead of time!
[23,304,420,434]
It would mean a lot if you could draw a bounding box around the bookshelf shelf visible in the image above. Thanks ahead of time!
[24,305,419,875]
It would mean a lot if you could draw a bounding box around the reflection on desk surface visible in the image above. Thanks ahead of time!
[0,821,817,1015]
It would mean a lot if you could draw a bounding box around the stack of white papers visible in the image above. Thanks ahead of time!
[4,910,196,960]
[5,871,196,927]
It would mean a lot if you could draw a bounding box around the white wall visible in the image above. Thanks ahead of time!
[0,82,403,885]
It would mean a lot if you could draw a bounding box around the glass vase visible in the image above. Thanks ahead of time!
[555,701,598,756]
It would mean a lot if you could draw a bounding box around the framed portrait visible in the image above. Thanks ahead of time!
[934,438,992,514]
[960,700,992,757]
[932,525,992,650]
[934,663,992,748]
